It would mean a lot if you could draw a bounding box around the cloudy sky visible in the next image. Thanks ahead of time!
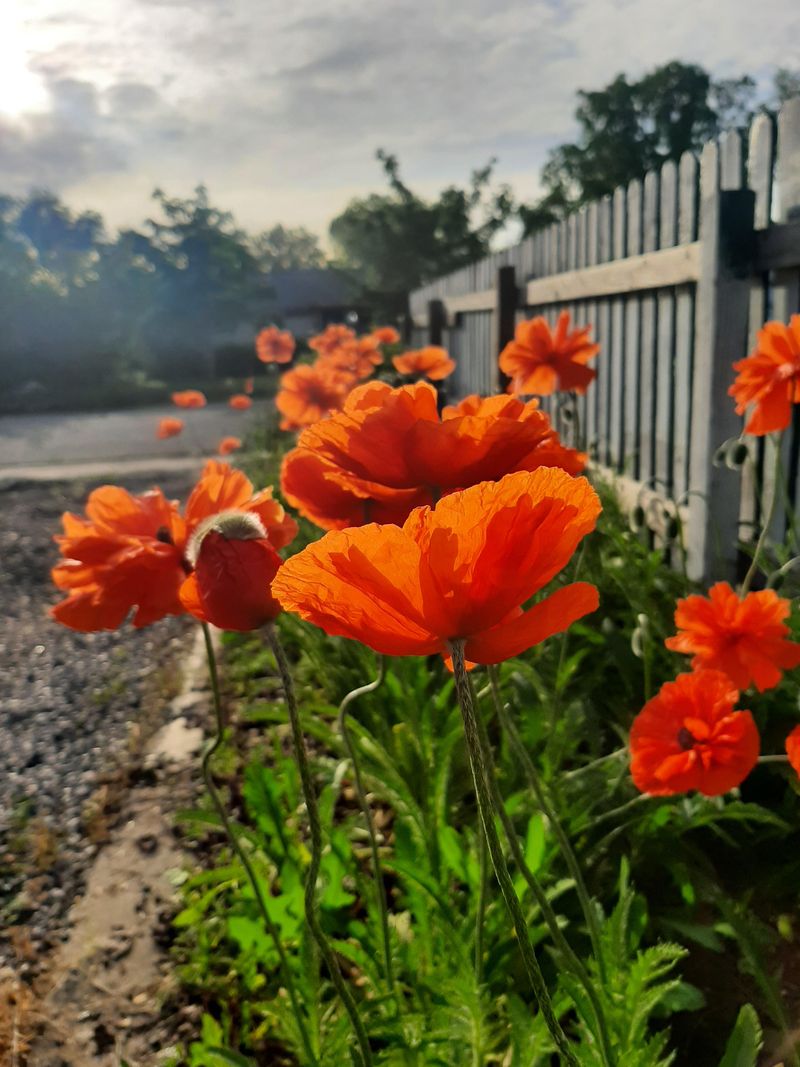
[1,0,797,241]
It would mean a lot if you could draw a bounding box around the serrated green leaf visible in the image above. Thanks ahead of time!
[718,1004,763,1067]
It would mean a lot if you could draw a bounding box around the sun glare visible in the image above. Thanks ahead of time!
[0,9,48,117]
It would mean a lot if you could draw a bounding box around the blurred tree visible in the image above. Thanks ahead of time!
[254,224,326,272]
[520,62,758,232]
[330,150,514,317]
[774,68,800,105]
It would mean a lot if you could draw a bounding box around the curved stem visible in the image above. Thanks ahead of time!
[449,642,579,1066]
[742,432,783,594]
[266,625,374,1067]
[336,656,395,996]
[479,671,615,1067]
[200,624,317,1066]
[475,830,488,986]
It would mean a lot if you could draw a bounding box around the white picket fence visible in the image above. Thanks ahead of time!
[408,99,800,582]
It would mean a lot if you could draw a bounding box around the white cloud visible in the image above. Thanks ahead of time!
[3,0,798,234]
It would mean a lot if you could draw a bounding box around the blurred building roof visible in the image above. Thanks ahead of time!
[266,268,363,313]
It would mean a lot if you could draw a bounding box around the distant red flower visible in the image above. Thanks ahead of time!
[500,311,599,396]
[319,336,383,381]
[729,316,800,436]
[630,670,759,797]
[785,725,800,778]
[229,394,253,411]
[51,461,296,632]
[217,436,242,456]
[172,390,207,409]
[393,346,455,381]
[666,582,800,693]
[273,468,600,664]
[275,364,350,431]
[157,417,184,439]
[256,326,295,364]
[371,326,401,345]
[309,323,356,357]
[180,513,283,632]
[244,377,254,395]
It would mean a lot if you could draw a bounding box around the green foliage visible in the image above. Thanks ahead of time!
[165,462,800,1065]
[718,1005,763,1067]
[253,225,327,273]
[519,61,795,231]
[330,150,514,318]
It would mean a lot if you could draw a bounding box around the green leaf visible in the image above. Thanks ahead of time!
[200,1013,224,1046]
[718,1004,763,1067]
[201,1049,256,1067]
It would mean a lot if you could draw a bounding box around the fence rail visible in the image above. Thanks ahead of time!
[408,98,800,581]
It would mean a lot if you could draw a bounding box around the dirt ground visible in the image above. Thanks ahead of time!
[0,476,209,1066]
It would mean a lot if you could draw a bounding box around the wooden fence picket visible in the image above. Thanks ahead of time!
[407,99,800,581]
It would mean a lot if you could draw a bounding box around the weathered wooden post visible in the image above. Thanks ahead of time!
[427,299,446,347]
[494,265,517,392]
[687,141,755,581]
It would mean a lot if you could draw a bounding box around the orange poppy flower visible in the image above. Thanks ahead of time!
[51,461,297,632]
[273,468,600,664]
[308,323,356,357]
[319,336,383,380]
[275,364,350,431]
[244,377,255,395]
[729,316,800,436]
[51,487,188,631]
[171,390,207,409]
[229,394,253,411]
[665,582,800,693]
[370,326,400,345]
[157,417,184,439]
[280,381,585,529]
[255,326,295,364]
[442,394,540,420]
[630,670,759,796]
[281,447,428,530]
[217,436,242,456]
[499,311,599,396]
[785,725,800,778]
[183,460,298,550]
[392,346,456,381]
[180,513,283,632]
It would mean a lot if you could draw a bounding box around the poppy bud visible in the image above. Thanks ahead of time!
[181,510,283,631]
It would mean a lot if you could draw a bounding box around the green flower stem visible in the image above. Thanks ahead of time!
[200,624,317,1066]
[266,624,374,1067]
[449,641,579,1067]
[475,830,488,986]
[489,666,608,985]
[742,431,783,595]
[479,670,615,1067]
[336,656,396,997]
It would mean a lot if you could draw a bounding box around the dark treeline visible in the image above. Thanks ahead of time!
[0,187,326,412]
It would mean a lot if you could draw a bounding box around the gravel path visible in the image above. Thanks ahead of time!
[0,475,196,977]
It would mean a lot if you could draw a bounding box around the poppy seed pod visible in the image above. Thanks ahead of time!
[181,510,283,632]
